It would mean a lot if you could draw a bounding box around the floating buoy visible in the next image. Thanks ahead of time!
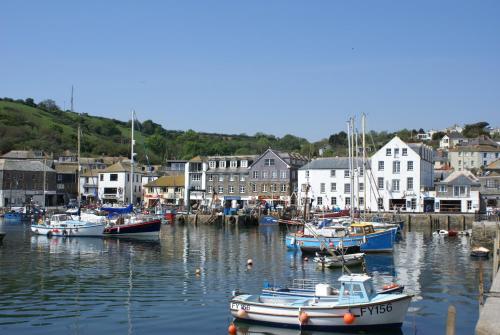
[195,268,201,275]
[303,257,309,262]
[237,309,247,318]
[299,311,309,325]
[247,259,253,266]
[228,323,237,334]
[329,242,334,247]
[343,312,355,324]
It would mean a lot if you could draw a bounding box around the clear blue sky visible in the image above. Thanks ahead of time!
[1,1,499,141]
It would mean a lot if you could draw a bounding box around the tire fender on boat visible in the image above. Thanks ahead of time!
[63,230,68,237]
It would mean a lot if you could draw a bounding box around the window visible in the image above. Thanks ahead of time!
[344,183,351,193]
[467,200,472,211]
[392,179,400,192]
[439,185,447,192]
[359,197,364,206]
[386,148,391,156]
[252,184,257,192]
[331,197,337,206]
[435,202,440,209]
[240,185,245,193]
[483,153,487,158]
[486,179,496,188]
[317,197,323,205]
[100,174,103,181]
[219,161,226,168]
[344,170,350,178]
[229,185,234,193]
[394,148,399,157]
[262,184,268,192]
[253,171,259,179]
[281,184,286,192]
[320,183,325,193]
[229,175,235,181]
[240,175,246,181]
[191,174,201,182]
[359,183,364,191]
[127,174,130,182]
[458,160,462,165]
[209,161,216,169]
[330,170,336,177]
[407,177,413,191]
[378,161,384,171]
[411,198,416,210]
[483,160,487,166]
[264,159,275,166]
[305,170,309,178]
[241,160,248,168]
[453,186,467,197]
[218,186,224,194]
[110,174,118,181]
[230,160,237,168]
[345,197,351,205]
[262,171,268,178]
[218,175,224,182]
[208,186,213,193]
[378,177,384,190]
[393,161,400,174]
[272,171,277,179]
[301,184,308,192]
[271,184,276,192]
[208,174,213,181]
[331,183,336,192]
[402,148,408,156]
[280,170,287,179]
[407,161,414,171]
[359,167,364,177]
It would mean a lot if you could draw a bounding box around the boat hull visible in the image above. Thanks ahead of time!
[230,295,411,330]
[31,222,105,237]
[104,219,161,236]
[287,229,394,253]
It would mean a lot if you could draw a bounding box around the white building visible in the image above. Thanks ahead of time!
[79,169,99,203]
[298,157,376,211]
[184,156,208,207]
[439,133,467,149]
[432,170,480,213]
[371,136,434,212]
[98,161,144,205]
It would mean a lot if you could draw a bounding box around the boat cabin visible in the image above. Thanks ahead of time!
[337,274,376,304]
[50,214,70,223]
[350,223,375,235]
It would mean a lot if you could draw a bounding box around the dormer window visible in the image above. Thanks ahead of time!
[240,160,248,168]
[219,161,226,168]
[209,161,216,169]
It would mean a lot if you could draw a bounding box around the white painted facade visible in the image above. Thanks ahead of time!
[184,159,208,206]
[98,168,144,205]
[371,137,434,212]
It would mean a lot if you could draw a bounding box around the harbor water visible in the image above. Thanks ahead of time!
[0,220,491,335]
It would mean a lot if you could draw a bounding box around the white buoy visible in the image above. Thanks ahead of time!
[247,259,253,266]
[195,268,201,275]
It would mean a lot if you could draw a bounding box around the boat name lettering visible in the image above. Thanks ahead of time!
[231,302,250,311]
[360,303,392,316]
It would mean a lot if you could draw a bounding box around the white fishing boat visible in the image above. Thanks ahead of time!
[230,274,412,331]
[31,214,105,237]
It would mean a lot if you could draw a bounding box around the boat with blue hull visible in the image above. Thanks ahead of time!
[287,224,395,253]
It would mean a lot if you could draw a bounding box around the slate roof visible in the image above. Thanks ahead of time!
[436,170,480,186]
[101,161,143,173]
[299,157,367,170]
[0,159,55,172]
[54,163,78,174]
[485,159,500,170]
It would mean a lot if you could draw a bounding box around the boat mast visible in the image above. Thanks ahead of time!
[346,119,353,221]
[362,113,367,220]
[73,86,81,209]
[130,110,135,205]
[354,125,360,215]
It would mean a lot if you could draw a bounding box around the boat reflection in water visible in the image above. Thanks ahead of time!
[31,235,105,255]
[233,320,403,335]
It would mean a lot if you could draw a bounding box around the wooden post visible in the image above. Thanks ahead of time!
[462,215,466,231]
[408,215,411,232]
[479,261,484,312]
[447,215,450,231]
[493,227,500,281]
[446,305,456,335]
[194,213,198,225]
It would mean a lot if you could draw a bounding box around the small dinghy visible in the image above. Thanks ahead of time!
[313,253,365,268]
[231,274,413,331]
[471,247,490,258]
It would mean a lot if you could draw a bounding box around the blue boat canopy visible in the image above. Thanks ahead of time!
[101,204,133,214]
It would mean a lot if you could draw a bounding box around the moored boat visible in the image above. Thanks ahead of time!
[471,247,490,258]
[103,215,162,237]
[313,253,365,268]
[260,215,278,225]
[230,274,412,330]
[31,214,105,237]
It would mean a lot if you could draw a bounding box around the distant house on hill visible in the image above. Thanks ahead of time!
[448,136,500,171]
[439,133,467,149]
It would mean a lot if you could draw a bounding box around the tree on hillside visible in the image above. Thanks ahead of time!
[25,98,36,107]
[328,131,347,146]
[38,99,60,112]
[432,131,446,141]
[462,122,490,138]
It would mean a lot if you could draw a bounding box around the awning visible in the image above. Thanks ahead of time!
[224,196,241,200]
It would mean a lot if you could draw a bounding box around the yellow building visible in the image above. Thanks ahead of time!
[144,175,185,207]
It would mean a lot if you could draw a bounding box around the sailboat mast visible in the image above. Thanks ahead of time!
[346,119,352,220]
[362,113,367,218]
[73,86,81,207]
[130,110,135,205]
[354,126,359,214]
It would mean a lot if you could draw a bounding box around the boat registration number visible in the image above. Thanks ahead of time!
[360,303,392,316]
[231,302,250,311]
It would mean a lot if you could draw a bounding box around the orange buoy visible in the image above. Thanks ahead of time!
[383,283,398,290]
[343,312,355,324]
[228,323,237,334]
[299,311,309,325]
[237,309,247,318]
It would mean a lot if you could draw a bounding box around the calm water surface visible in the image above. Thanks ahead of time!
[0,220,491,335]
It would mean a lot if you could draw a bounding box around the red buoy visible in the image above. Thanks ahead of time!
[343,312,355,324]
[228,323,237,334]
[299,311,309,325]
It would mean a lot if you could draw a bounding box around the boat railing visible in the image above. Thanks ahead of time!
[290,278,320,290]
